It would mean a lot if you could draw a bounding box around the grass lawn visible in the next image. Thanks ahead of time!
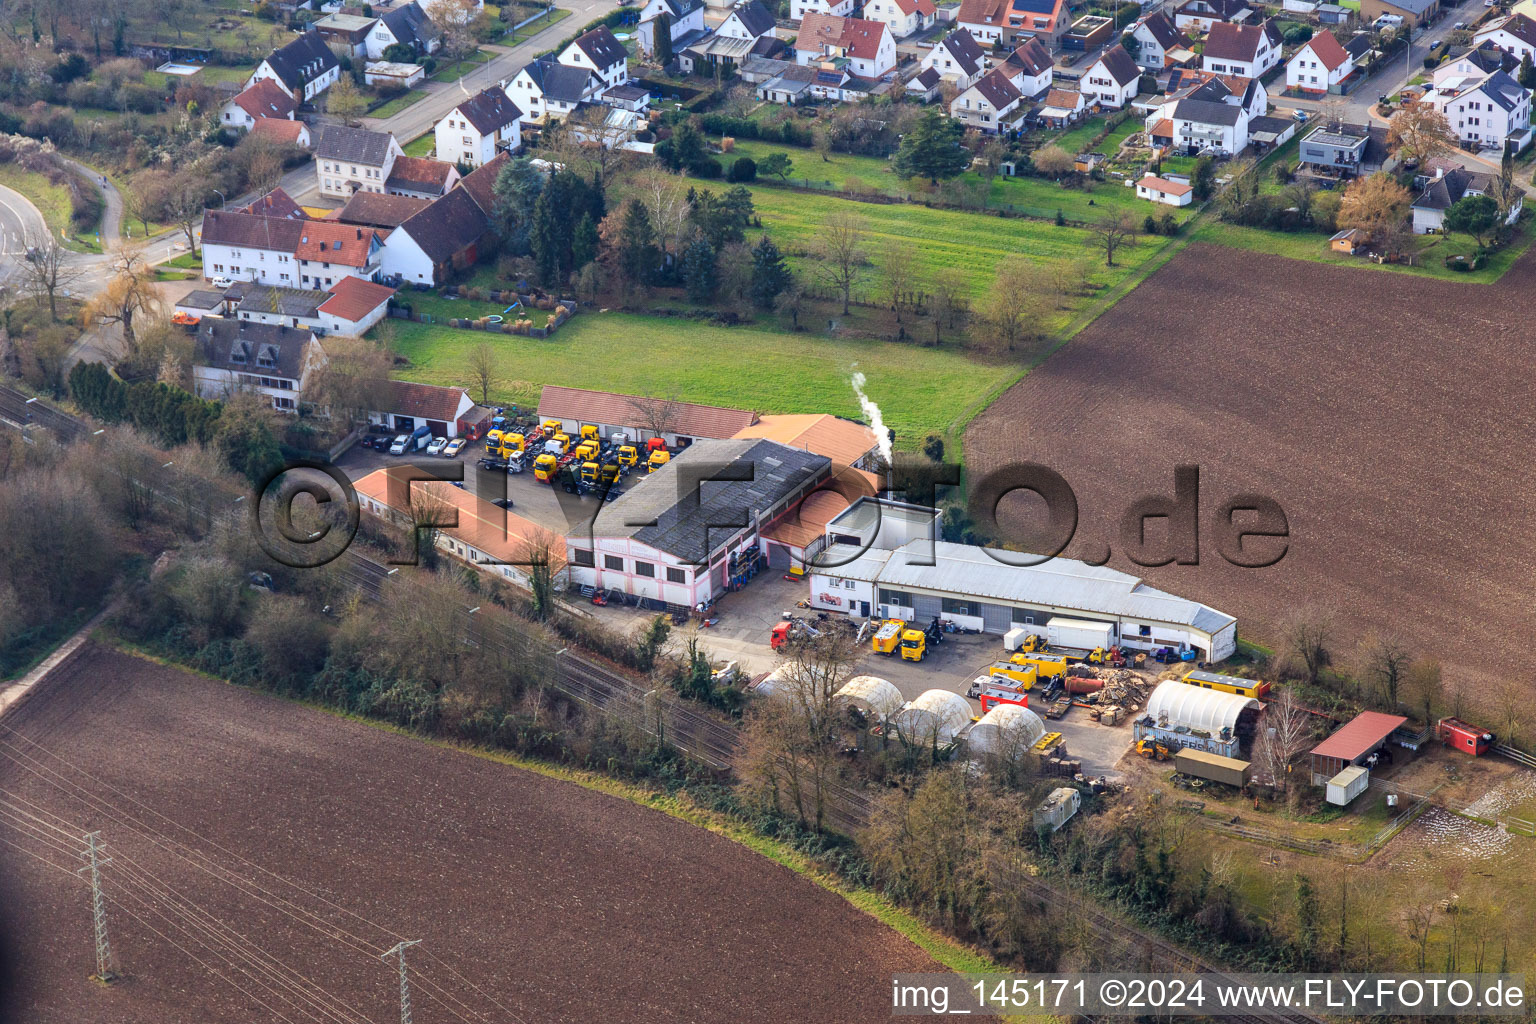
[502,6,571,43]
[370,89,428,118]
[146,63,260,91]
[0,165,98,252]
[428,50,496,83]
[384,311,1018,444]
[1188,215,1536,283]
[402,132,436,157]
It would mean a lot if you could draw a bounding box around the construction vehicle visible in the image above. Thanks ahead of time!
[871,618,905,654]
[533,453,559,482]
[616,445,639,468]
[1009,651,1069,681]
[1013,633,1045,654]
[485,432,524,461]
[1135,739,1171,761]
[987,662,1038,689]
[647,449,672,473]
[899,629,926,662]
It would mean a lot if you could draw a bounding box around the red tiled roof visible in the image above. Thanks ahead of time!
[317,276,396,325]
[893,0,937,15]
[795,13,889,62]
[1138,174,1192,196]
[380,380,472,423]
[232,78,297,120]
[537,385,759,439]
[957,0,1008,26]
[237,187,306,220]
[1042,87,1082,110]
[1299,30,1349,71]
[1311,712,1408,762]
[295,222,379,268]
[1204,21,1266,62]
[249,117,307,145]
[389,156,457,189]
[1149,118,1175,138]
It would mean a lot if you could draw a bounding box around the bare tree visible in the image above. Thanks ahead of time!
[467,339,496,406]
[875,236,916,324]
[325,74,367,125]
[1404,658,1442,728]
[304,334,394,426]
[626,392,682,440]
[163,172,209,254]
[1387,105,1456,165]
[978,256,1049,353]
[629,165,692,263]
[1494,678,1522,748]
[1254,686,1312,799]
[1088,211,1138,267]
[1361,634,1412,710]
[87,243,163,353]
[1284,610,1333,685]
[812,209,866,315]
[13,235,80,320]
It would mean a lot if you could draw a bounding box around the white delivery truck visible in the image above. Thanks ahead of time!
[1046,617,1116,653]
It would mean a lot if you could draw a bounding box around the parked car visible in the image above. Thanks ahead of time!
[1453,20,1467,29]
[492,498,515,509]
[210,275,233,289]
[388,434,411,455]
[444,438,467,457]
[363,435,387,451]
[426,436,448,456]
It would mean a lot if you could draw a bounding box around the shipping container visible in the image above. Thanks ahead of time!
[1183,668,1270,699]
[1047,617,1115,652]
[1174,748,1250,788]
[1011,651,1070,680]
[1326,765,1369,806]
[1003,626,1034,652]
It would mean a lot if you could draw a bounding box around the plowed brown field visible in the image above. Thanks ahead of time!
[967,243,1536,704]
[0,647,939,1024]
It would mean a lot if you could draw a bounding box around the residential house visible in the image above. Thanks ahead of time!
[378,186,491,286]
[1411,165,1520,232]
[909,66,945,100]
[248,31,340,104]
[219,78,297,132]
[1173,0,1259,33]
[434,87,522,169]
[1285,31,1356,94]
[315,126,403,199]
[950,68,1025,129]
[791,0,855,20]
[920,28,986,88]
[956,0,1070,49]
[1136,174,1194,205]
[1201,20,1281,78]
[249,117,311,148]
[315,12,378,57]
[385,156,462,198]
[1474,13,1536,64]
[238,187,309,220]
[1035,86,1085,127]
[191,319,325,412]
[1296,120,1394,177]
[1080,44,1140,108]
[603,83,653,111]
[1128,11,1194,70]
[294,222,384,289]
[200,210,306,286]
[505,58,598,122]
[679,26,785,74]
[863,0,938,39]
[224,276,395,335]
[794,14,897,79]
[1421,67,1531,151]
[365,1,440,59]
[559,26,631,94]
[1001,36,1054,96]
[1359,0,1438,29]
[1163,97,1249,155]
[637,0,707,58]
[718,0,779,42]
[315,276,397,335]
[1165,66,1268,120]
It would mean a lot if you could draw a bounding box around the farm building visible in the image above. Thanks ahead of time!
[968,703,1046,758]
[1308,711,1407,784]
[893,689,971,748]
[1033,788,1081,832]
[566,439,831,609]
[1133,679,1261,758]
[537,386,759,449]
[807,504,1237,661]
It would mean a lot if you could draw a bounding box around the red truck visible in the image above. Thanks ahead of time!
[1438,717,1494,756]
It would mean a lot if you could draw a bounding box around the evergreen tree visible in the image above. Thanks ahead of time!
[1521,52,1536,89]
[655,11,673,66]
[529,190,562,284]
[618,200,657,289]
[891,109,969,184]
[683,238,717,302]
[490,156,545,256]
[749,234,790,309]
[571,212,599,271]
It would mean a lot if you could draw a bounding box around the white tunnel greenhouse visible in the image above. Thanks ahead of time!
[893,689,972,748]
[967,703,1046,758]
[834,676,905,720]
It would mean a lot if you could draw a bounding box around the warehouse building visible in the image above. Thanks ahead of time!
[805,498,1238,662]
[1308,711,1407,785]
[567,438,831,608]
[1132,679,1261,758]
[537,385,759,449]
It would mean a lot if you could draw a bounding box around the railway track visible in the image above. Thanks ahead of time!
[11,388,1327,1023]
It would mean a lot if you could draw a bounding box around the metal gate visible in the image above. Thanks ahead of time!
[979,602,1011,634]
[913,594,942,621]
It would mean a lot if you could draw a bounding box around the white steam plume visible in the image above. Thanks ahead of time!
[850,371,893,465]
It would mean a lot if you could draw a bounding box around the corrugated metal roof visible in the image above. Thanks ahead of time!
[808,542,891,582]
[1311,711,1407,761]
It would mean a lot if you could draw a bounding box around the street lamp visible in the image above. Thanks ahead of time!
[212,189,226,209]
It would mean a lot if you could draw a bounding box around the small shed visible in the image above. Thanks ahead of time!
[1326,765,1369,805]
[1309,711,1407,784]
[1033,787,1081,832]
[894,689,972,748]
[1330,227,1362,253]
[969,703,1046,758]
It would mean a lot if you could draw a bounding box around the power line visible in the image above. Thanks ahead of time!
[78,831,117,984]
[381,940,422,1024]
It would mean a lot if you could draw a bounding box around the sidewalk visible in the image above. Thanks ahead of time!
[0,603,115,722]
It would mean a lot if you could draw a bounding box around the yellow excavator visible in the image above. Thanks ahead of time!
[1135,739,1171,761]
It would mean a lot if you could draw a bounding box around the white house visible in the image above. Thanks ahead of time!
[219,78,297,132]
[791,0,854,21]
[315,276,397,335]
[559,26,631,93]
[315,125,404,199]
[717,0,779,42]
[637,0,707,58]
[365,1,440,60]
[294,222,385,290]
[957,0,1069,49]
[504,58,597,122]
[793,13,896,80]
[1201,19,1281,78]
[1162,96,1250,155]
[1128,11,1195,70]
[950,68,1024,130]
[248,31,340,104]
[1174,0,1260,33]
[862,0,937,40]
[377,187,492,287]
[192,320,325,413]
[1001,37,1054,98]
[1411,165,1521,232]
[1421,67,1531,151]
[1473,13,1536,65]
[1165,66,1269,121]
[1285,31,1354,95]
[1080,44,1141,109]
[920,28,986,89]
[200,210,306,286]
[1036,87,1086,128]
[1136,174,1194,205]
[434,87,522,169]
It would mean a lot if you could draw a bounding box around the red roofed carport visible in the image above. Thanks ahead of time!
[1309,711,1407,784]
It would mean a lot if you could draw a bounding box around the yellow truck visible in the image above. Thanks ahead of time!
[987,662,1039,689]
[1009,651,1069,681]
[533,453,559,482]
[579,424,599,443]
[573,440,600,462]
[484,429,504,455]
[541,418,562,435]
[899,629,926,662]
[647,449,672,473]
[616,445,639,468]
[580,461,599,485]
[871,618,905,654]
